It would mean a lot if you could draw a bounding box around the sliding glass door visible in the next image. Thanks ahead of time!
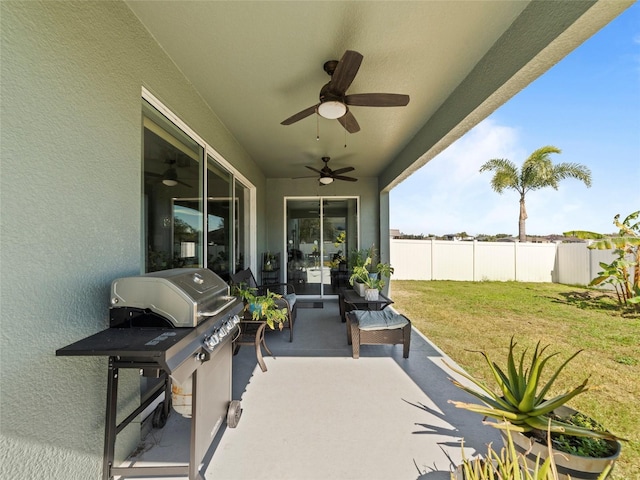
[286,197,358,297]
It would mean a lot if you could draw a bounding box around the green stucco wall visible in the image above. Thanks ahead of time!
[0,2,264,478]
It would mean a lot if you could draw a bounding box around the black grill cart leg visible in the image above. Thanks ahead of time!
[163,372,171,419]
[151,373,171,429]
[102,357,119,480]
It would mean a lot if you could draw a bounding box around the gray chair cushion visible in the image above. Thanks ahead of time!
[354,310,408,331]
[284,293,296,308]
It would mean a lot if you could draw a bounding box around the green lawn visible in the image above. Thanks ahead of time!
[390,280,640,480]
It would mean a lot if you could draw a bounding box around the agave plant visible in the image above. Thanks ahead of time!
[454,426,556,480]
[445,338,624,441]
[453,423,615,480]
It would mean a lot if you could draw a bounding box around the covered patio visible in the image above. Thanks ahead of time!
[1,2,633,479]
[119,300,500,480]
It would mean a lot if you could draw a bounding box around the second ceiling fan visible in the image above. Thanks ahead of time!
[295,156,357,185]
[281,50,410,133]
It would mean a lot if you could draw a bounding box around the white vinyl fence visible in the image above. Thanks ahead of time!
[390,239,621,286]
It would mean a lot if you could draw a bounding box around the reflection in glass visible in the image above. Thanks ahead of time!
[234,179,248,272]
[142,100,203,272]
[207,157,232,280]
[142,100,251,277]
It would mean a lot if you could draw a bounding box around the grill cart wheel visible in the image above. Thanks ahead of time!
[152,403,168,428]
[227,400,242,428]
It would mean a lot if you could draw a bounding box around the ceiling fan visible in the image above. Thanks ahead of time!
[146,159,192,188]
[281,50,410,133]
[294,156,357,185]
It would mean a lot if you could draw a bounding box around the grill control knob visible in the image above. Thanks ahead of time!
[219,326,227,337]
[192,272,204,285]
[232,315,240,325]
[196,352,208,361]
[204,333,220,350]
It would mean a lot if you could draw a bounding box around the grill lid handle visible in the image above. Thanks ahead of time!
[197,296,237,318]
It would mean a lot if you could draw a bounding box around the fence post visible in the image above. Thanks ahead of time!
[473,240,477,281]
[431,237,435,281]
[587,244,593,285]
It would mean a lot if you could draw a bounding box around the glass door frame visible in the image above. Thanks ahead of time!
[284,196,360,298]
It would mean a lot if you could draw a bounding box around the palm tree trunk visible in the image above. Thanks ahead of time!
[519,194,527,242]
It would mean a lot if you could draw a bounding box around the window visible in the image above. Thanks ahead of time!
[206,156,232,279]
[142,96,252,276]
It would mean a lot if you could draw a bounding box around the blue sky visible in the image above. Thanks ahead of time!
[390,3,640,237]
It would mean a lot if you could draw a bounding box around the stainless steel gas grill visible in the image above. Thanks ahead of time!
[57,268,244,480]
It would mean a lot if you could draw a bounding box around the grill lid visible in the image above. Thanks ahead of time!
[110,268,235,327]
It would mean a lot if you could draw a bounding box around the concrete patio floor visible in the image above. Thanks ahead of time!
[119,300,501,480]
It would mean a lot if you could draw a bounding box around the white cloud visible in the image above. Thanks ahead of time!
[391,113,638,237]
[391,119,525,236]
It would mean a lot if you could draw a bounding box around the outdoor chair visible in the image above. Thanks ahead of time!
[346,310,411,359]
[229,268,297,341]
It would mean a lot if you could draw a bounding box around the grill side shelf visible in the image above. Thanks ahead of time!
[56,327,193,359]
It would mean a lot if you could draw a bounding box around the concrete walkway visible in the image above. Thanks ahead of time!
[121,300,501,480]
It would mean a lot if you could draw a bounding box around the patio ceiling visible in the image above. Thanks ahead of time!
[125,1,629,189]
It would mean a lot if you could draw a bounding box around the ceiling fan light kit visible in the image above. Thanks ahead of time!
[319,176,334,185]
[162,167,179,186]
[146,157,193,188]
[317,100,347,119]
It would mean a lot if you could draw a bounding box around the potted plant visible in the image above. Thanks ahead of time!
[348,246,373,271]
[444,338,625,480]
[451,425,615,480]
[248,289,288,330]
[233,282,257,305]
[349,255,394,300]
[349,257,371,297]
[346,247,368,295]
[263,251,276,271]
[375,260,394,283]
[453,426,554,480]
[232,283,288,330]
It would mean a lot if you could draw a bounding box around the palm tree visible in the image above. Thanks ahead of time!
[479,146,592,242]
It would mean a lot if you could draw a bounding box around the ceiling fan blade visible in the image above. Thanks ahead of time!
[305,166,324,175]
[330,50,363,95]
[337,110,360,133]
[331,166,355,175]
[344,93,410,107]
[333,175,358,182]
[292,175,319,179]
[281,104,318,125]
